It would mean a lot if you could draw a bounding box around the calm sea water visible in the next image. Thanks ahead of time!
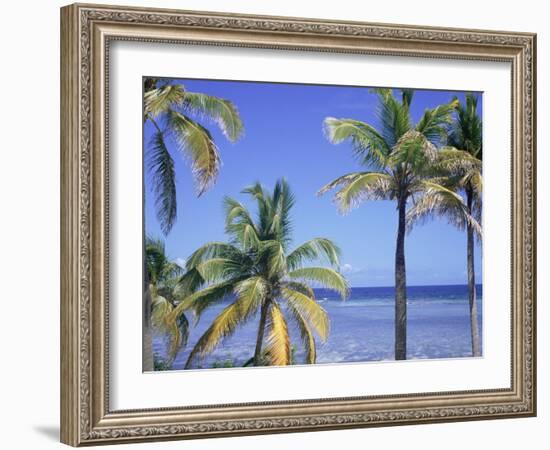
[153,284,483,370]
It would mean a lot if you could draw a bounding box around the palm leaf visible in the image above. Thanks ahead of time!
[185,242,244,270]
[146,131,177,235]
[184,301,244,368]
[259,240,287,277]
[436,147,482,176]
[167,110,220,194]
[288,267,349,299]
[286,300,317,364]
[408,180,482,239]
[151,293,189,362]
[323,117,390,167]
[172,279,238,322]
[371,88,412,147]
[283,281,315,298]
[286,238,341,271]
[264,302,291,366]
[233,277,267,320]
[390,129,438,171]
[415,99,459,144]
[183,92,244,142]
[144,84,186,117]
[320,172,393,213]
[281,287,329,341]
[195,258,241,283]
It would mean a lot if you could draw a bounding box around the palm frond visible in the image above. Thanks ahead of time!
[327,172,394,213]
[286,238,341,271]
[408,180,482,239]
[195,258,242,283]
[144,84,186,117]
[146,131,177,235]
[390,129,438,172]
[264,302,291,366]
[288,267,349,299]
[167,110,220,195]
[150,293,189,362]
[233,276,267,320]
[182,92,244,142]
[185,242,244,270]
[172,279,238,322]
[175,268,205,297]
[323,117,390,168]
[282,281,315,298]
[285,299,317,364]
[448,93,482,159]
[281,287,330,341]
[270,179,295,247]
[241,182,272,234]
[259,240,287,278]
[371,88,412,147]
[401,89,414,109]
[436,147,482,176]
[184,301,244,368]
[415,99,459,144]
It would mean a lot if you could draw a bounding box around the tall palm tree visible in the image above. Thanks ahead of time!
[169,179,349,368]
[145,237,191,365]
[318,88,465,360]
[143,78,244,370]
[407,94,483,356]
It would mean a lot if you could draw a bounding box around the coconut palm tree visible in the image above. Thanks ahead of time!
[169,179,349,368]
[145,237,191,366]
[407,94,483,356]
[143,78,244,370]
[318,88,469,360]
[144,77,245,234]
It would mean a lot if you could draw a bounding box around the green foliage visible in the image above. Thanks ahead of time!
[143,77,244,235]
[146,237,190,362]
[153,353,172,371]
[212,358,236,369]
[181,179,348,369]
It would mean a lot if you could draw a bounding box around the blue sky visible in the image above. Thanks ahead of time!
[144,78,482,287]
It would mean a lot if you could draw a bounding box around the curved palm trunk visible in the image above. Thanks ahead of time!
[143,264,154,372]
[466,190,481,357]
[394,195,408,360]
[253,300,270,366]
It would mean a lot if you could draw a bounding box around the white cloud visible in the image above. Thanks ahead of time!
[342,263,354,273]
[175,257,186,268]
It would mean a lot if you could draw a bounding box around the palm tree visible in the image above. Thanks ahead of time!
[145,237,191,366]
[169,179,349,368]
[407,94,483,356]
[143,78,244,370]
[318,88,465,360]
[144,77,245,233]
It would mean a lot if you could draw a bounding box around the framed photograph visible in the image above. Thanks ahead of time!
[60,3,537,446]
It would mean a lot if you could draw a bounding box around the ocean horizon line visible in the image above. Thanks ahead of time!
[316,283,483,290]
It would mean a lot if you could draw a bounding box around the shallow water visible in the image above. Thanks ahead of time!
[153,284,483,370]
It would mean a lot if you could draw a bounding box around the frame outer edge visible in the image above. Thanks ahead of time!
[60,2,537,445]
[61,3,81,447]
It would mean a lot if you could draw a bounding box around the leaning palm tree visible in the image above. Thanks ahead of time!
[318,88,467,360]
[170,179,349,368]
[407,93,483,356]
[143,78,244,370]
[145,237,191,366]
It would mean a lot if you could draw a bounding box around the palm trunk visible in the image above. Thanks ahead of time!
[394,195,408,361]
[253,300,270,366]
[143,262,154,372]
[466,190,481,357]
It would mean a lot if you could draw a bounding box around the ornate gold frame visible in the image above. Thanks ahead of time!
[60,3,537,446]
